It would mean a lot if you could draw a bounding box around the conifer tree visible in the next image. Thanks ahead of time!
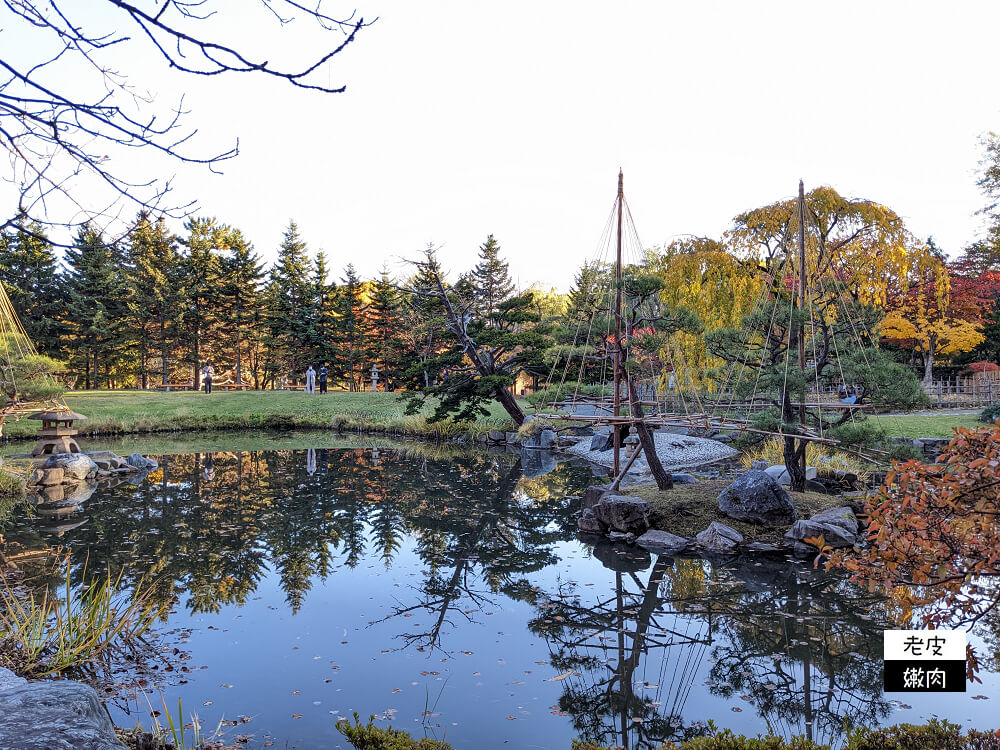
[471,234,515,321]
[308,252,338,370]
[368,267,406,391]
[400,244,448,389]
[216,227,264,386]
[268,220,313,380]
[0,220,66,357]
[179,217,224,388]
[333,264,367,391]
[125,213,182,388]
[63,225,129,388]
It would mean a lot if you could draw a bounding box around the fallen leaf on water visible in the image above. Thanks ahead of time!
[292,714,302,719]
[731,707,742,712]
[221,684,233,688]
[506,716,516,721]
[548,671,573,682]
[203,701,212,706]
[291,691,300,695]
[392,689,401,694]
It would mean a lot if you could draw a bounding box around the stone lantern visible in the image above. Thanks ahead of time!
[29,409,87,456]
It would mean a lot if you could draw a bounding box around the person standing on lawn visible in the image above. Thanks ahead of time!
[305,365,316,394]
[203,363,214,394]
[318,364,328,394]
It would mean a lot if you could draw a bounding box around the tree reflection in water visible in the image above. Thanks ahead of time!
[527,548,893,750]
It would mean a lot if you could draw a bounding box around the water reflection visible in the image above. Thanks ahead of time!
[5,443,921,747]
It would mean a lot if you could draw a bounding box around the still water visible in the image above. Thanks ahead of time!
[7,437,999,749]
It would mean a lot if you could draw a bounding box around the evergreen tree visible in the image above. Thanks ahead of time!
[566,261,608,323]
[470,234,515,321]
[217,228,265,386]
[333,264,367,391]
[400,244,448,389]
[179,217,224,388]
[368,267,406,391]
[63,225,129,388]
[125,212,182,388]
[308,252,338,370]
[267,220,313,380]
[0,220,66,357]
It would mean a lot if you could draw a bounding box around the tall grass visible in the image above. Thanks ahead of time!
[0,561,164,678]
[740,437,872,482]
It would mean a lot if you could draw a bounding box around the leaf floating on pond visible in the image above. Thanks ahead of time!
[292,714,302,719]
[548,670,573,682]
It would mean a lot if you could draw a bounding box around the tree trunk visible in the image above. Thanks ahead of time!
[159,318,168,386]
[923,346,935,384]
[235,324,243,385]
[626,371,672,490]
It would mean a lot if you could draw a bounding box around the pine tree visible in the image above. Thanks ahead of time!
[267,220,313,380]
[333,264,367,391]
[179,217,224,388]
[368,267,406,391]
[217,228,265,386]
[63,225,129,388]
[308,252,338,370]
[470,234,515,322]
[0,220,66,358]
[125,213,182,388]
[400,244,448,389]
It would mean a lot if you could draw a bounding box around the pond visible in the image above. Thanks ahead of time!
[6,435,999,749]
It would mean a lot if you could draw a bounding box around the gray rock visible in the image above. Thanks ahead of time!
[591,495,650,534]
[523,428,557,450]
[126,453,158,470]
[745,541,785,554]
[504,432,521,446]
[785,519,856,550]
[487,429,506,443]
[694,522,743,553]
[590,430,614,452]
[764,464,818,485]
[521,449,557,478]
[809,507,859,536]
[635,530,688,554]
[577,508,605,534]
[717,470,797,526]
[804,479,830,494]
[608,531,636,543]
[569,426,595,437]
[0,674,121,750]
[670,473,698,485]
[0,667,26,692]
[42,453,97,482]
[62,483,96,504]
[86,451,126,469]
[713,433,733,443]
[581,483,613,510]
[750,460,770,471]
[29,467,64,486]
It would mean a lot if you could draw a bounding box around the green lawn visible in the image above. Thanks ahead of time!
[1,390,520,441]
[872,412,985,438]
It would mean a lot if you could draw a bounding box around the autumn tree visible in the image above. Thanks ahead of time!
[827,422,1000,680]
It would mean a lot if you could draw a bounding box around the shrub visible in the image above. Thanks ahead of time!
[527,381,607,410]
[336,714,453,750]
[846,718,1000,750]
[980,402,1000,423]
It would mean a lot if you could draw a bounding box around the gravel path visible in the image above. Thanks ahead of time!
[564,432,739,476]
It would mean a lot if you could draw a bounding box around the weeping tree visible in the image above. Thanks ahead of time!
[0,334,64,437]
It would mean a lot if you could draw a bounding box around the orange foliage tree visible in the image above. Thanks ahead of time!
[827,422,1000,680]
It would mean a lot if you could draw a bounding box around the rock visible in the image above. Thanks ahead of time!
[0,670,121,750]
[592,542,652,573]
[35,485,65,505]
[591,495,650,534]
[569,426,595,437]
[577,508,605,533]
[126,453,158,470]
[521,449,557,478]
[589,430,614,452]
[93,459,112,472]
[86,451,126,469]
[42,453,97,482]
[745,541,785,554]
[694,522,743,553]
[750,460,769,471]
[763,464,818,485]
[504,432,521,446]
[804,479,830,494]
[670,473,698,485]
[62,483,96,504]
[29,467,64,486]
[809,507,859,536]
[608,531,636,543]
[523,428,557,450]
[717,470,797,526]
[712,432,733,443]
[635,530,688,555]
[785,519,856,550]
[487,429,506,443]
[581,483,612,510]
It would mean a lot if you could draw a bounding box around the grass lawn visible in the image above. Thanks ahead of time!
[626,479,844,545]
[0,390,520,441]
[872,411,985,438]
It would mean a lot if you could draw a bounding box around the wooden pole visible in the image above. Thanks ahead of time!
[797,180,808,481]
[613,170,624,476]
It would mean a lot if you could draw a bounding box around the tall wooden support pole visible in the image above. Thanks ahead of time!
[797,180,808,480]
[613,170,624,476]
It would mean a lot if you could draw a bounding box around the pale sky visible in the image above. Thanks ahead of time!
[4,1,1000,290]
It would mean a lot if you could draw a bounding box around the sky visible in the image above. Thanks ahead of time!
[4,0,1000,290]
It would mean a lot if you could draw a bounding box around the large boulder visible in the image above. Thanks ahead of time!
[29,467,64,487]
[694,522,743,554]
[591,495,650,534]
[0,668,121,750]
[126,453,158,470]
[577,507,604,534]
[717,470,797,526]
[581,483,613,510]
[635,530,689,555]
[522,428,557,450]
[809,507,859,536]
[42,453,97,482]
[590,430,614,452]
